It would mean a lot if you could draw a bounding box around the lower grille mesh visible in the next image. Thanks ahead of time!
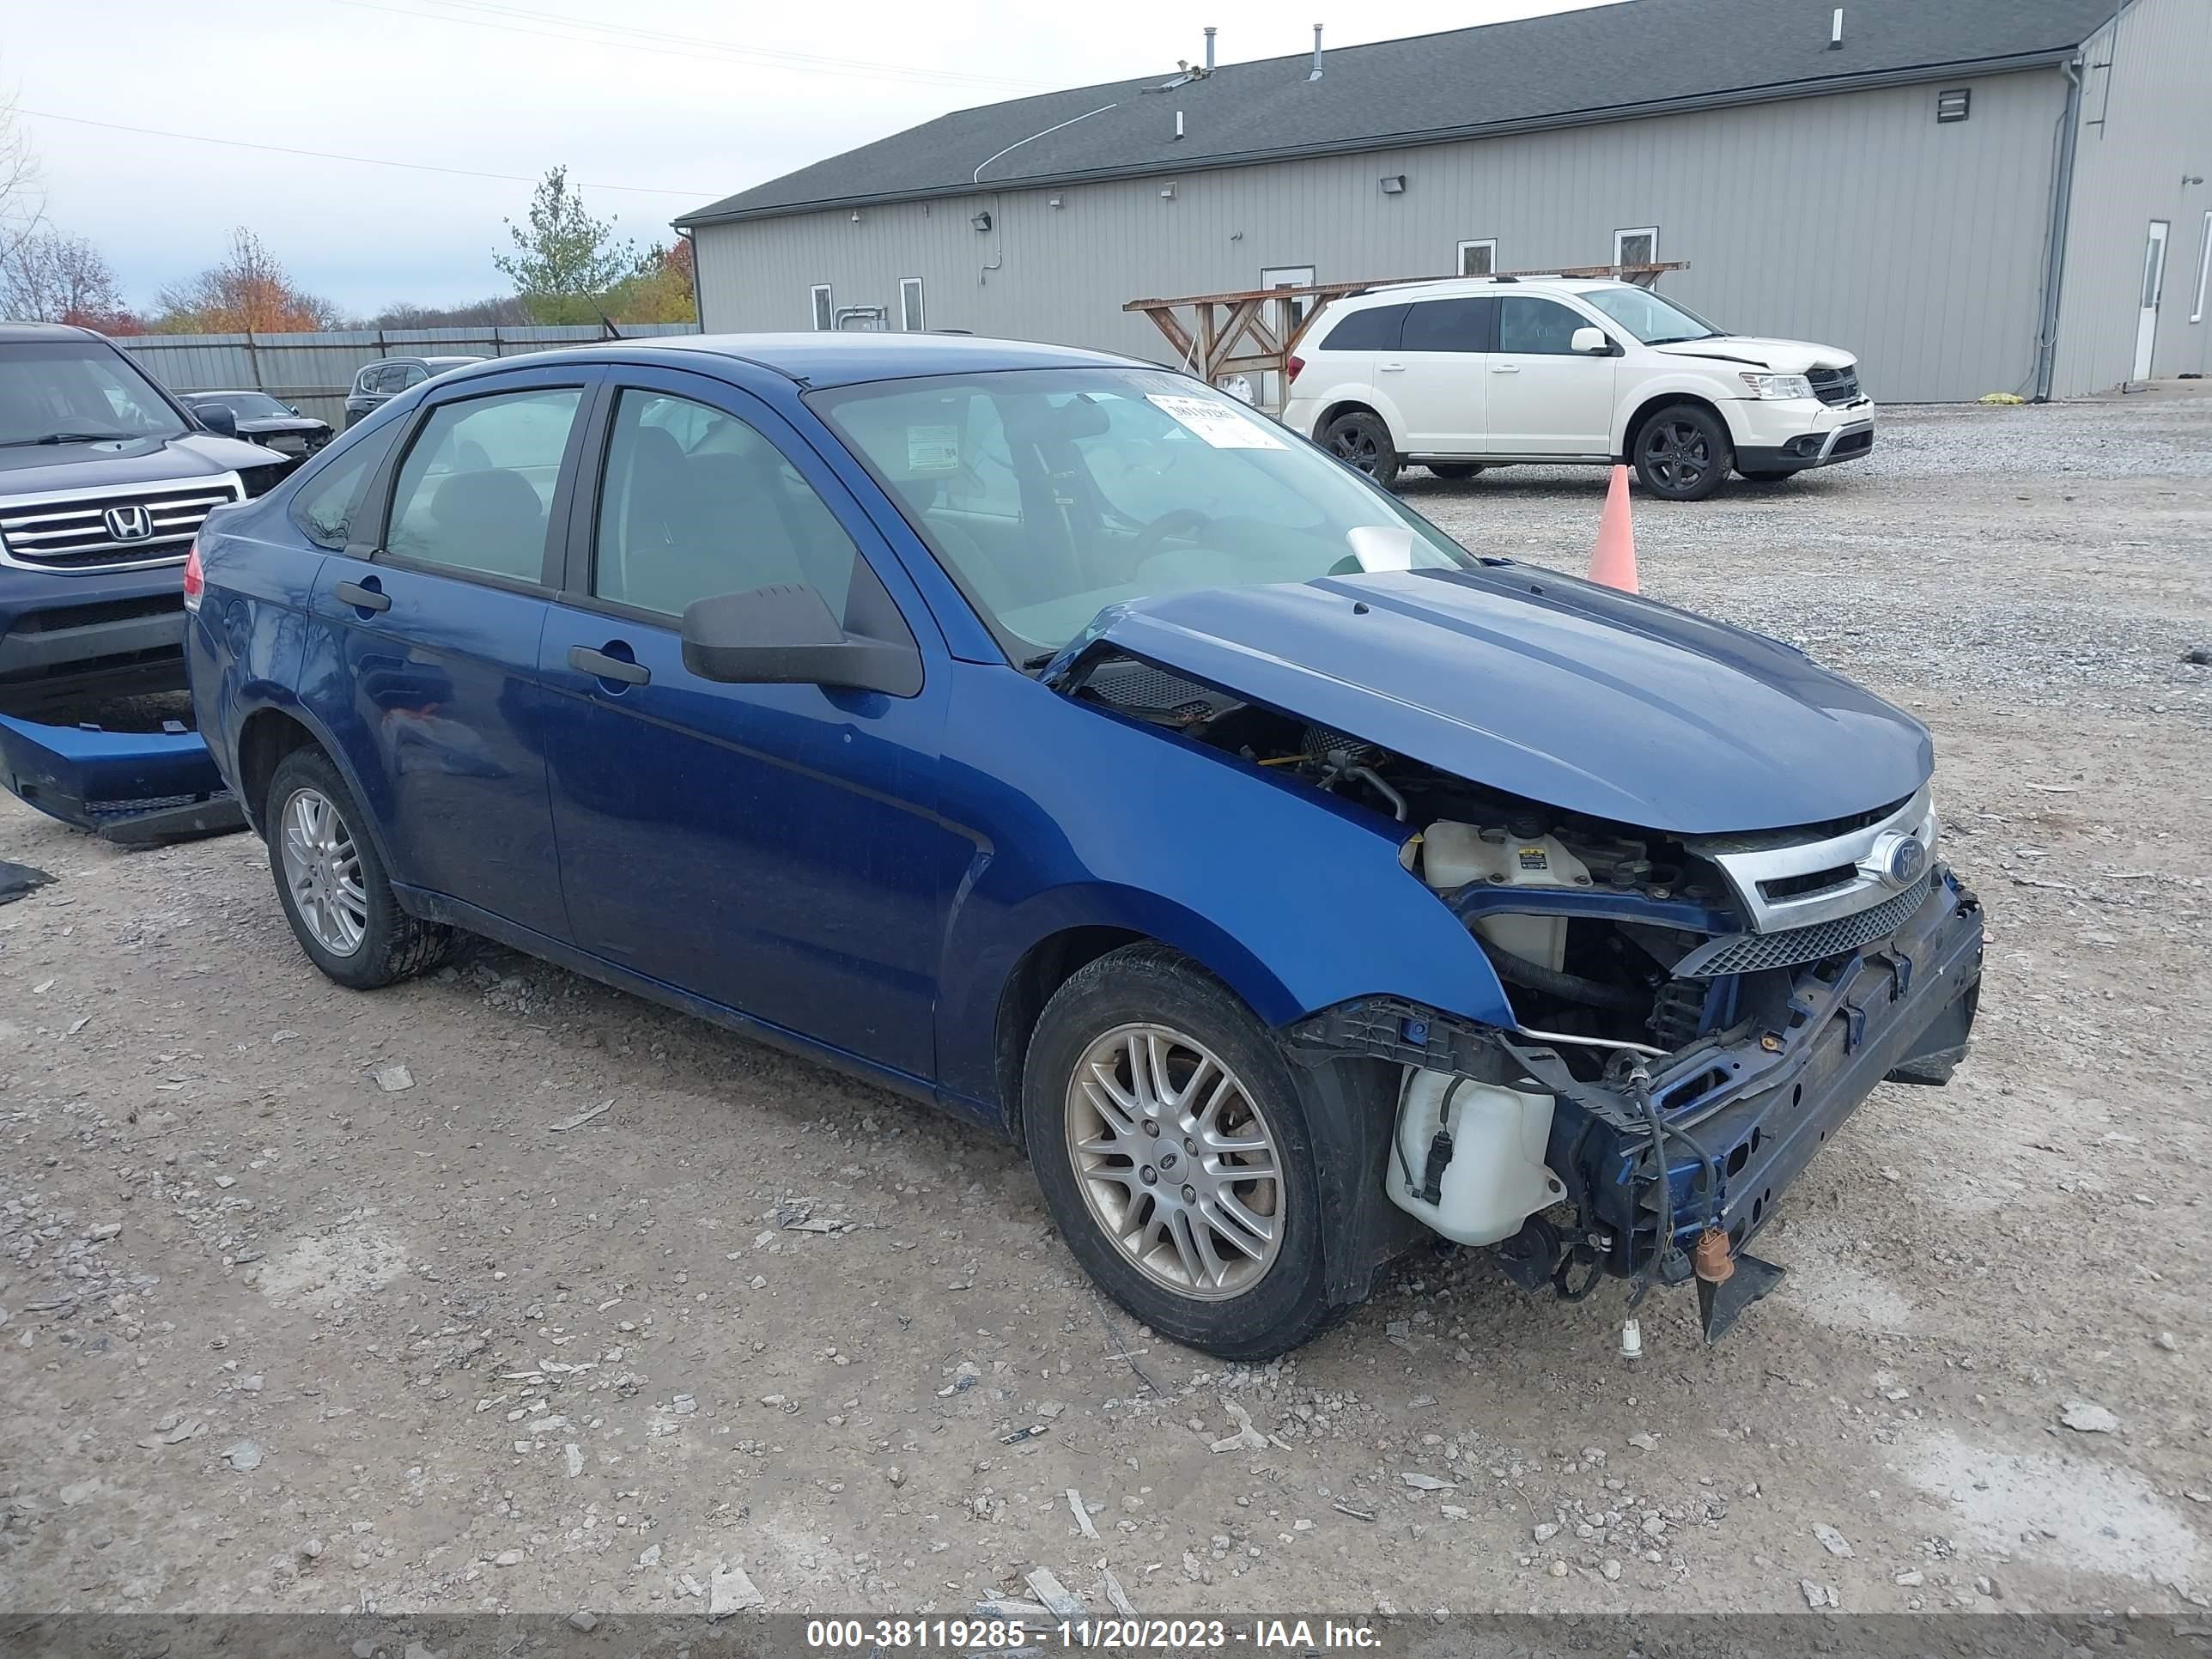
[1680,875,1932,978]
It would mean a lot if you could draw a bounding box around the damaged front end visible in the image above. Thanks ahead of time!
[1054,609,1984,1344]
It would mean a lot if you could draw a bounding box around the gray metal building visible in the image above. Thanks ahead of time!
[680,0,2212,404]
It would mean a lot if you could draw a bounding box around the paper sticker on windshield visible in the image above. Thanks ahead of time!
[1146,393,1286,450]
[907,424,961,472]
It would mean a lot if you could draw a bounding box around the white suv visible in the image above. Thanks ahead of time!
[1280,276,1874,501]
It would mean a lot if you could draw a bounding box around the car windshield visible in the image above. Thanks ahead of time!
[0,341,188,447]
[198,392,293,419]
[811,367,1474,657]
[1581,287,1724,345]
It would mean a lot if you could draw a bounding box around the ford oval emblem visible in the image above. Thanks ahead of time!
[1887,836,1928,887]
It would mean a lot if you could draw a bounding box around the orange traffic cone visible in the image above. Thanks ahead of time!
[1589,464,1639,593]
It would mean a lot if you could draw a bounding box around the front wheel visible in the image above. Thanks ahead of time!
[1024,946,1335,1359]
[1320,410,1401,489]
[1427,462,1484,482]
[1632,404,1732,501]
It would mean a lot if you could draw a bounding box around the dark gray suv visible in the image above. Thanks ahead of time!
[342,355,485,428]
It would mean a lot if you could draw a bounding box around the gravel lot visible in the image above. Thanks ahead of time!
[3,391,2209,1626]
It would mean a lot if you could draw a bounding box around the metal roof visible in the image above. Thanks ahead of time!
[678,0,2118,227]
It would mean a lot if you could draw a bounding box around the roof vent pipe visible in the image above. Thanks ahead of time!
[1829,6,1844,48]
[1204,27,1216,70]
[1310,23,1324,81]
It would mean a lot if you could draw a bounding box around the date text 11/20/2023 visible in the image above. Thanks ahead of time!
[804,1618,1382,1650]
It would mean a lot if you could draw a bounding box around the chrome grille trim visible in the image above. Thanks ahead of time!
[1675,874,1933,978]
[0,473,244,574]
[1692,784,1937,935]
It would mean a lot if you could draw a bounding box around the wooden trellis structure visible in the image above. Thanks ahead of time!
[1126,263,1689,409]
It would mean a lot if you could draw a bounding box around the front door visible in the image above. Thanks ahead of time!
[1389,295,1496,455]
[1486,295,1617,457]
[538,369,959,1080]
[2136,220,2171,381]
[301,370,593,942]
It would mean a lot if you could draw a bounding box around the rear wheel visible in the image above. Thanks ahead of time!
[265,747,451,990]
[1321,410,1401,489]
[1427,462,1484,482]
[1024,946,1335,1359]
[1632,403,1731,501]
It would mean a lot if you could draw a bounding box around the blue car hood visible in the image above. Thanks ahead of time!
[1069,566,1932,835]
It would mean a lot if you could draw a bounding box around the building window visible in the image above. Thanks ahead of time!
[1614,228,1657,270]
[900,276,925,332]
[2193,210,2211,325]
[1457,239,1497,277]
[1936,88,1972,122]
[811,285,834,331]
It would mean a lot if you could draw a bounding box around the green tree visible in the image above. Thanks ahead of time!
[493,167,641,324]
[604,237,696,325]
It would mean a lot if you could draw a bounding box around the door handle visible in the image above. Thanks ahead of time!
[569,644,651,688]
[334,578,391,613]
[1378,361,1406,373]
[1490,363,1522,374]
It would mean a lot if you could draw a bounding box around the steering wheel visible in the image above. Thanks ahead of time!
[1128,507,1212,560]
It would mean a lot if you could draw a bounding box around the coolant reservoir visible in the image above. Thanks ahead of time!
[1420,823,1591,971]
[1387,1066,1565,1247]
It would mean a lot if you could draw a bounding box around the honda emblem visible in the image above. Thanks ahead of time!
[103,503,155,542]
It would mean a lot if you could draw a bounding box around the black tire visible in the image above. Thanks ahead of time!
[1024,945,1337,1360]
[1320,410,1401,489]
[1735,467,1798,484]
[1632,403,1732,501]
[264,747,452,990]
[1426,463,1484,482]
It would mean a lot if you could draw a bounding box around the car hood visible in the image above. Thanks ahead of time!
[0,431,289,487]
[1058,566,1931,835]
[1649,336,1855,375]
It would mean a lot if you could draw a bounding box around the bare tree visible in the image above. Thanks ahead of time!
[0,87,45,274]
[2,229,134,330]
[151,227,342,333]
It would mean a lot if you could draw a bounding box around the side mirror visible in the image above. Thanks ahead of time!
[680,581,923,697]
[1570,326,1613,356]
[196,403,238,439]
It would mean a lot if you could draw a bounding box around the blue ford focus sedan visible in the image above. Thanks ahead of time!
[185,334,1982,1358]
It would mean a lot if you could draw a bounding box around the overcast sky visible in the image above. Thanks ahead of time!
[4,0,1612,319]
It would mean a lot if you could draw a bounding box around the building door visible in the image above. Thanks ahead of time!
[2135,220,2170,381]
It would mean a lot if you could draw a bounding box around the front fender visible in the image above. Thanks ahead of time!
[1611,368,1749,454]
[932,666,1513,1105]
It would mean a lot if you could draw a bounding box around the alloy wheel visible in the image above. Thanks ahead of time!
[1063,1022,1284,1299]
[1329,428,1381,472]
[1643,419,1712,492]
[279,787,369,957]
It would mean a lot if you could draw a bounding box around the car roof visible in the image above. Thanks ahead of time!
[1330,276,1629,309]
[438,331,1148,392]
[0,320,111,343]
[187,389,270,399]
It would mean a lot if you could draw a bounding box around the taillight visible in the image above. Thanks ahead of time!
[182,538,204,613]
[1286,354,1306,383]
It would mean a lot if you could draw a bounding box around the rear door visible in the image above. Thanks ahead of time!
[1486,295,1616,457]
[299,365,598,942]
[1389,296,1495,456]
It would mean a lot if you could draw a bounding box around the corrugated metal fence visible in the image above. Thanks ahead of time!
[112,325,700,428]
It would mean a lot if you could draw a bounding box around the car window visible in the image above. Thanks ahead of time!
[1401,297,1494,353]
[358,365,392,395]
[383,386,582,582]
[399,365,430,389]
[292,425,402,550]
[1498,297,1591,356]
[1317,303,1408,352]
[592,388,859,623]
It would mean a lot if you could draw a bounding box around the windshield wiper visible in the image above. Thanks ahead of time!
[0,430,152,448]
